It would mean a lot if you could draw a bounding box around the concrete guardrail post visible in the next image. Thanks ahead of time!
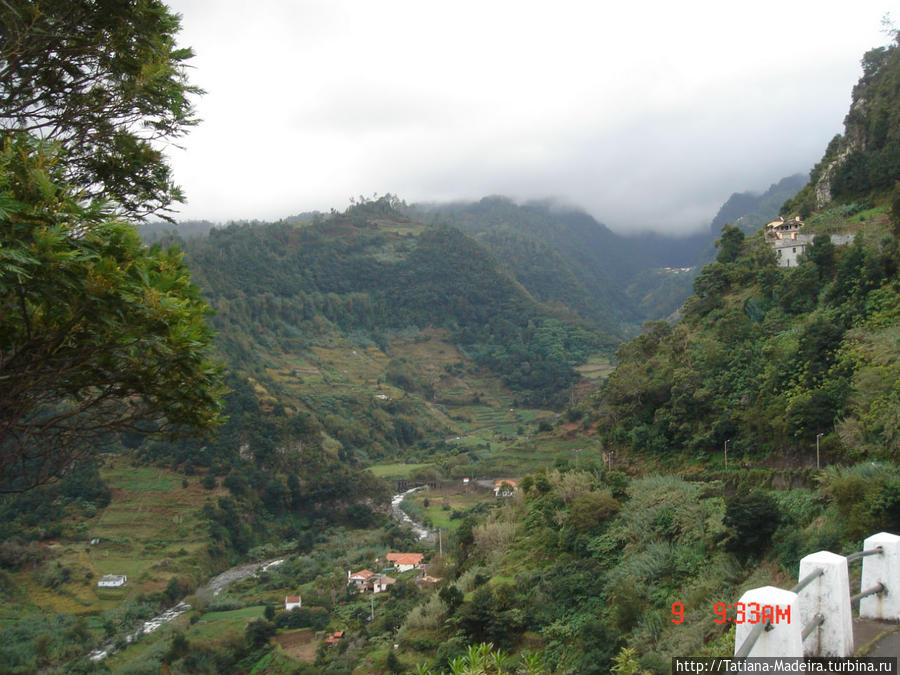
[734,586,802,657]
[798,551,853,656]
[860,532,900,620]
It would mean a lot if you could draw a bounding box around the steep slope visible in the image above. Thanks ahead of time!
[416,197,716,335]
[590,203,898,463]
[580,32,900,464]
[176,200,603,463]
[709,174,808,236]
[784,33,900,216]
[416,197,642,336]
[418,187,806,333]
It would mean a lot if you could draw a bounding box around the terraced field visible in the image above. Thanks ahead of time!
[3,457,219,618]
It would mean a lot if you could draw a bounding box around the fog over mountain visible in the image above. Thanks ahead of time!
[166,0,890,233]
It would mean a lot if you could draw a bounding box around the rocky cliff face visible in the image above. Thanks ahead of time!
[814,49,892,207]
[784,34,900,216]
[814,146,850,208]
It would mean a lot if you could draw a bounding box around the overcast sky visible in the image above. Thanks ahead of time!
[164,0,893,234]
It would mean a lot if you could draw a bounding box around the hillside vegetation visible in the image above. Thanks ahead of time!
[170,202,604,467]
[416,197,709,333]
[785,35,900,217]
[3,25,900,675]
[591,32,900,466]
[593,215,900,462]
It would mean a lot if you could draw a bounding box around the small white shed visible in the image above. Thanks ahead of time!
[97,574,127,588]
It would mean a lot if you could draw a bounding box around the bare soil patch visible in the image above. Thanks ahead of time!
[275,629,317,662]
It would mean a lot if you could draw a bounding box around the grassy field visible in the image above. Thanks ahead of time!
[4,455,218,618]
[187,605,267,641]
[406,485,496,533]
[576,353,616,381]
[368,463,434,479]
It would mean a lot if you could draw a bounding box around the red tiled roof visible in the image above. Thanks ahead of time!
[386,553,423,565]
[285,595,300,603]
[350,569,375,579]
[324,630,345,644]
[494,479,518,488]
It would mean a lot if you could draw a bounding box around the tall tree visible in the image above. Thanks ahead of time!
[716,224,745,264]
[0,1,223,491]
[0,135,225,492]
[0,0,201,218]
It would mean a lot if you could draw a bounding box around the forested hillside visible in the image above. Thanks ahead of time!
[4,20,900,675]
[135,179,811,473]
[593,217,899,461]
[589,32,900,465]
[414,188,805,333]
[785,36,900,216]
[386,39,900,673]
[162,200,604,475]
[415,197,705,335]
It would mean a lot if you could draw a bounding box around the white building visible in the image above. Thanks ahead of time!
[97,574,127,588]
[386,552,424,572]
[285,595,302,610]
[493,479,518,497]
[772,236,815,267]
[764,217,855,268]
[372,575,396,593]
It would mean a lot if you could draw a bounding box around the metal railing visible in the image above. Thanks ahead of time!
[734,539,893,658]
[850,582,885,606]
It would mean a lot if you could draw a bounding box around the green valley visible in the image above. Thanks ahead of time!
[3,5,900,675]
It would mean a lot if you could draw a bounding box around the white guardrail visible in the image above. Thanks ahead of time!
[734,532,900,657]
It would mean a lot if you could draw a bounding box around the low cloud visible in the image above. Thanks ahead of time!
[166,0,890,233]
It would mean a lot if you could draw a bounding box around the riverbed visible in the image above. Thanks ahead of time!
[89,489,432,663]
[88,557,286,662]
[391,486,434,541]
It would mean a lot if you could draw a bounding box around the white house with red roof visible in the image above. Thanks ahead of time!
[348,569,376,588]
[386,552,424,572]
[284,595,302,610]
[493,479,518,497]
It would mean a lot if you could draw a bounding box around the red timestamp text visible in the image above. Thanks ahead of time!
[670,602,791,624]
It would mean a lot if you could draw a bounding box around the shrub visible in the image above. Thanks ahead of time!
[245,618,275,648]
[569,491,620,533]
[723,490,779,560]
[400,594,446,633]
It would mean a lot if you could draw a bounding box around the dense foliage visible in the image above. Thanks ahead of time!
[0,0,201,217]
[784,32,900,216]
[0,135,225,491]
[418,197,715,335]
[138,372,390,559]
[387,457,900,674]
[180,202,601,411]
[0,0,223,491]
[594,220,900,461]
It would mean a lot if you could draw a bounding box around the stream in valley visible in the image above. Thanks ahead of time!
[87,558,285,663]
[88,488,432,662]
[391,486,435,541]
